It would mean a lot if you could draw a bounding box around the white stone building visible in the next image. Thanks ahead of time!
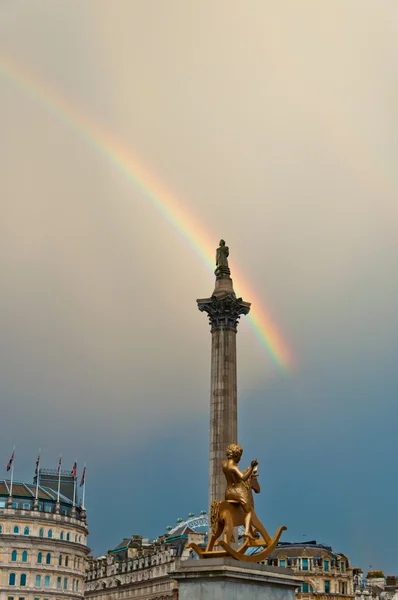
[0,480,89,600]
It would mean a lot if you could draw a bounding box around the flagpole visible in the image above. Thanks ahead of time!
[73,460,77,506]
[57,455,62,503]
[82,464,86,509]
[9,448,15,499]
[35,449,41,500]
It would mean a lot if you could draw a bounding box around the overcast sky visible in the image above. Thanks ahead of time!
[1,1,398,573]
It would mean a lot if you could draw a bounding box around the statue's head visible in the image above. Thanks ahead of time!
[226,443,243,462]
[219,239,225,247]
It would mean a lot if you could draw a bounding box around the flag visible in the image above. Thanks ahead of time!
[6,450,14,472]
[57,457,62,475]
[71,462,77,479]
[79,466,86,488]
[35,454,40,476]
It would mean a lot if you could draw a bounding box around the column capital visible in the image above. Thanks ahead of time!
[197,294,251,331]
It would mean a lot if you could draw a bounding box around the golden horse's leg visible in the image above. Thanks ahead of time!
[250,512,272,545]
[207,522,225,551]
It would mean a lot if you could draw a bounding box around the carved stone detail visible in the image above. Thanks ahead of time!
[198,295,250,331]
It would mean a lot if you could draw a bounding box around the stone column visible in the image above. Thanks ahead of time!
[197,263,250,510]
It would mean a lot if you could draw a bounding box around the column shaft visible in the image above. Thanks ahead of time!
[209,327,237,508]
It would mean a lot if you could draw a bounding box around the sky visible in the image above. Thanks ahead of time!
[1,0,398,574]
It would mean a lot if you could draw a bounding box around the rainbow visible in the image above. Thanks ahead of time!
[0,53,292,368]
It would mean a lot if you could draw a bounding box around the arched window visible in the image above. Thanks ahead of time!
[23,526,29,536]
[63,577,68,590]
[46,552,51,565]
[65,555,69,567]
[75,534,78,542]
[0,524,3,533]
[44,575,50,588]
[9,573,16,586]
[66,532,70,541]
[57,576,62,589]
[48,529,53,538]
[39,528,44,538]
[22,550,28,563]
[11,550,17,562]
[60,531,64,540]
[20,573,27,586]
[13,525,19,534]
[35,574,41,587]
[37,552,43,564]
[59,554,63,566]
[76,580,79,591]
[74,557,76,568]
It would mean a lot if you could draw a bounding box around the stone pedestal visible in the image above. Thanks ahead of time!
[197,275,250,511]
[174,558,302,600]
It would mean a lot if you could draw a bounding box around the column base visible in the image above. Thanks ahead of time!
[174,558,302,600]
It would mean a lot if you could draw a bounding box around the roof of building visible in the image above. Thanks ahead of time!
[0,480,74,505]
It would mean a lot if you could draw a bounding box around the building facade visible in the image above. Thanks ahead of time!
[85,526,206,600]
[0,480,89,600]
[266,541,354,599]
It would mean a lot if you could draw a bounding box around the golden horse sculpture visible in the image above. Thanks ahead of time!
[187,444,286,563]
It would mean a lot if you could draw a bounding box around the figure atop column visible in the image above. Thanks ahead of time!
[215,239,231,279]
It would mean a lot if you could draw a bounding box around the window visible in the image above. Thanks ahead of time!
[22,551,28,563]
[340,562,345,572]
[74,557,76,568]
[39,528,44,538]
[279,559,286,567]
[302,558,308,571]
[46,553,51,565]
[72,580,75,592]
[65,555,69,567]
[23,503,30,510]
[66,532,70,541]
[57,577,62,589]
[35,575,41,587]
[13,526,19,535]
[23,526,29,536]
[34,597,40,600]
[44,504,52,513]
[324,560,329,572]
[310,586,314,593]
[76,580,79,591]
[12,502,18,509]
[9,573,16,586]
[8,597,14,600]
[44,575,50,588]
[59,554,62,566]
[341,583,346,594]
[19,574,27,587]
[11,550,17,562]
[60,531,64,540]
[0,524,2,533]
[37,552,42,564]
[47,529,53,539]
[63,577,68,590]
[75,534,78,542]
[325,581,330,593]
[303,584,309,593]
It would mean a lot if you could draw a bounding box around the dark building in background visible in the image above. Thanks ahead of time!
[34,469,75,503]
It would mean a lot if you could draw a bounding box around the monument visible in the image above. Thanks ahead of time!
[197,240,251,509]
[174,241,297,598]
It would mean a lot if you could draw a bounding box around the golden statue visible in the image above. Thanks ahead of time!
[187,444,286,563]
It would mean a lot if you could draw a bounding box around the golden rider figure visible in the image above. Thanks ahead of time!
[222,443,259,539]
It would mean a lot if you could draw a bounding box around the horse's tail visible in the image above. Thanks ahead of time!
[210,500,222,534]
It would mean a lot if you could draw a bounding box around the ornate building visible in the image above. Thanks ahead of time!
[0,479,89,600]
[265,541,354,599]
[85,522,206,600]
